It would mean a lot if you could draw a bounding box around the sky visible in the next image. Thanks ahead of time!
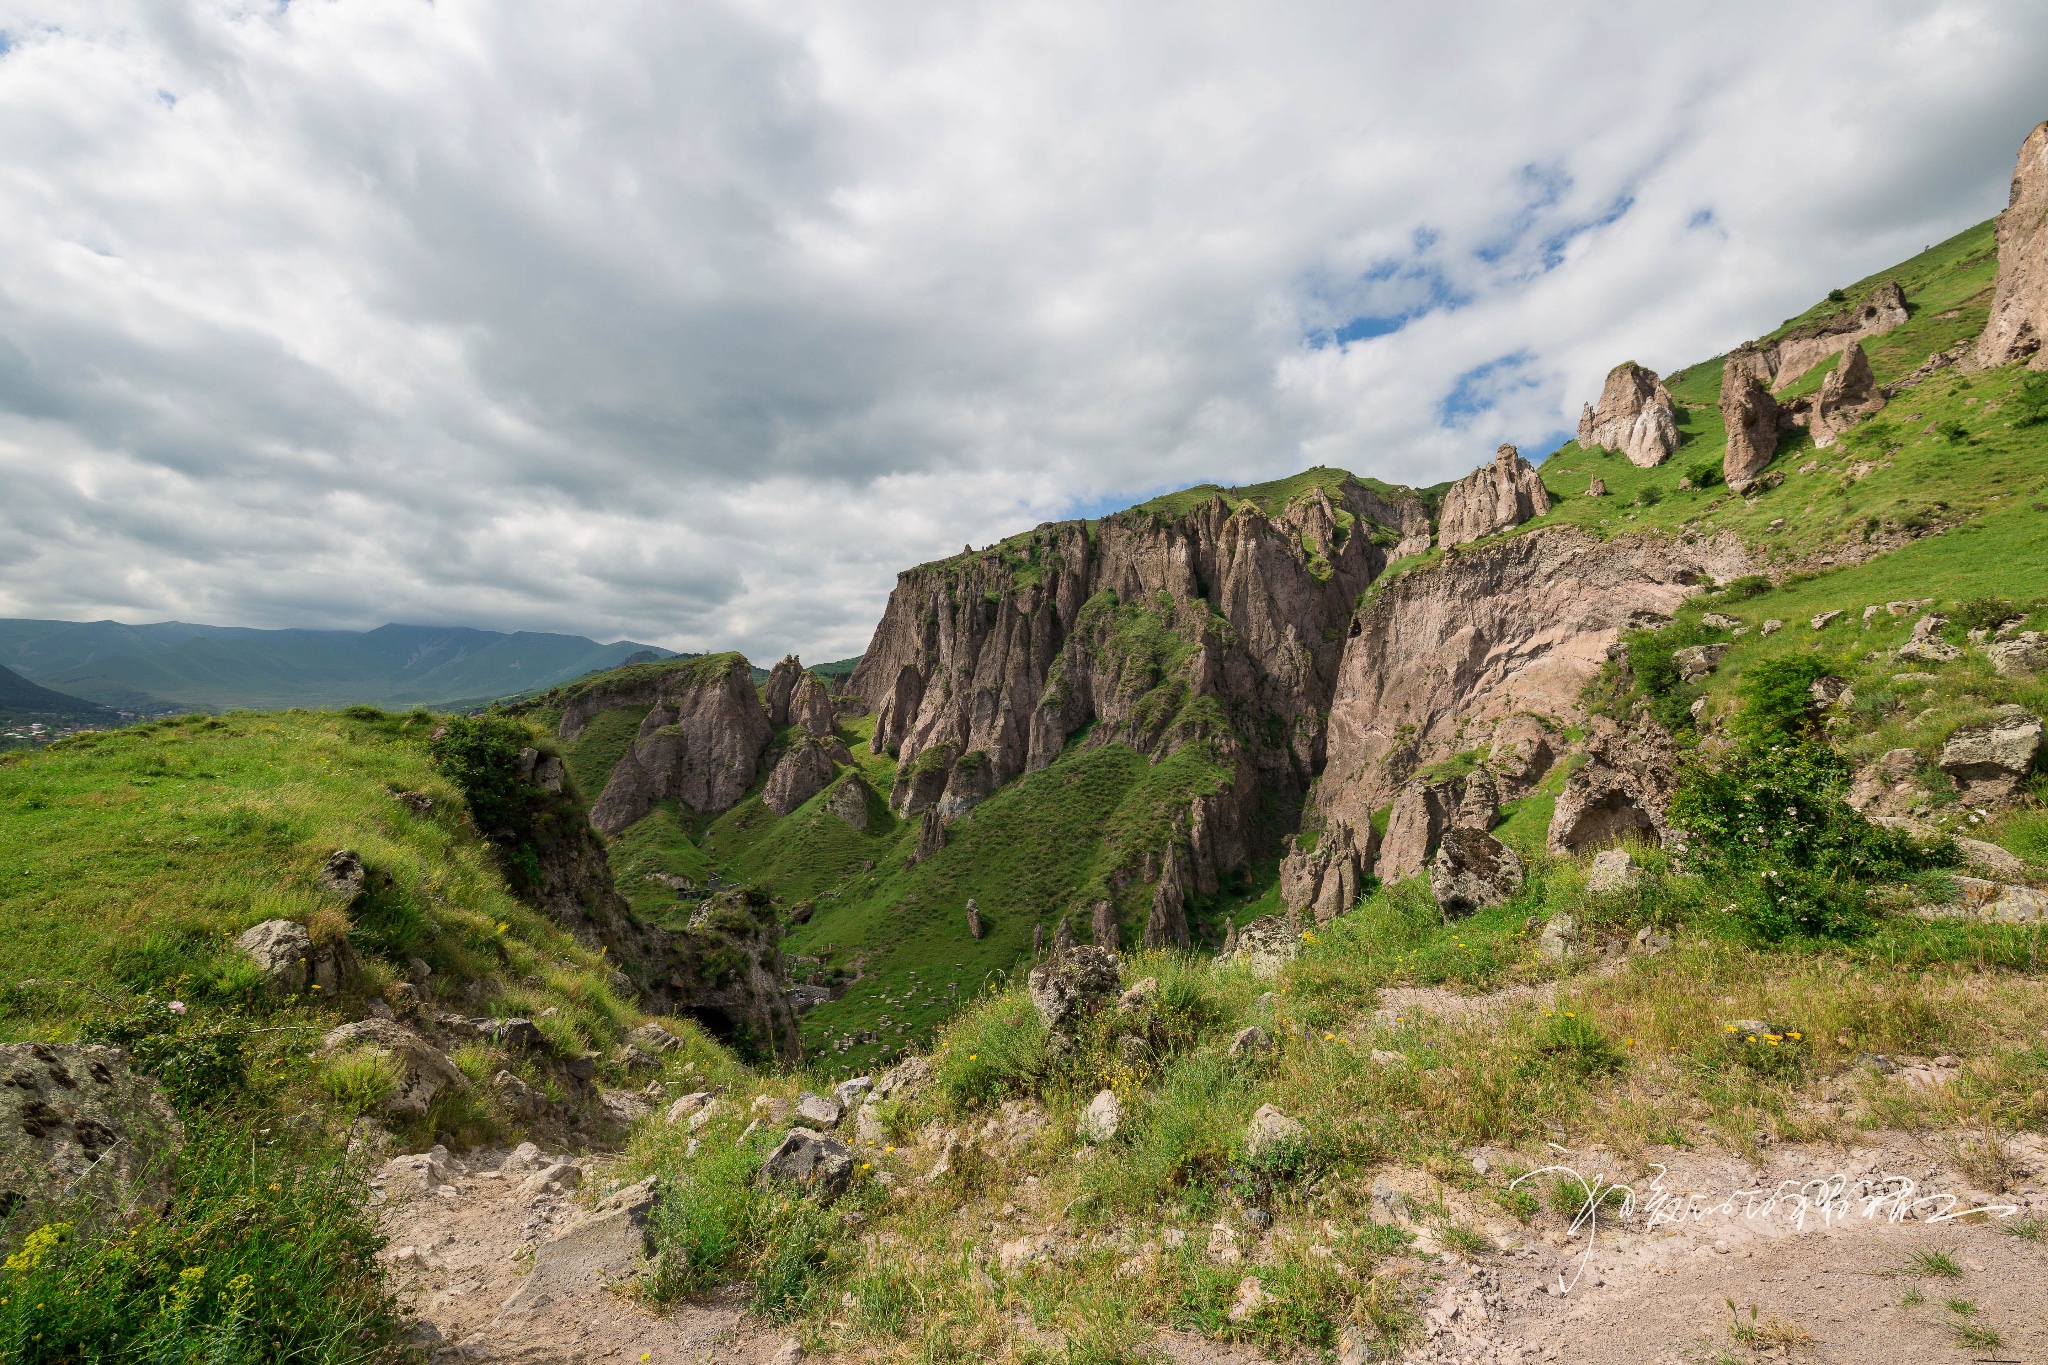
[0,2,2042,662]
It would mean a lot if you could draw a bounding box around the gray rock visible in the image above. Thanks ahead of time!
[1809,610,1844,631]
[1538,914,1577,960]
[1228,1026,1273,1058]
[1585,847,1641,894]
[1634,925,1673,953]
[1428,827,1524,915]
[627,1023,680,1054]
[491,1071,544,1120]
[1939,707,2044,801]
[1987,631,2048,676]
[235,919,313,993]
[833,1076,873,1110]
[791,1092,842,1130]
[664,1092,714,1124]
[315,849,366,902]
[1078,1089,1122,1144]
[320,1020,467,1120]
[1760,619,1784,636]
[1118,977,1159,1011]
[0,1043,182,1218]
[612,1043,661,1071]
[825,774,873,829]
[474,1017,543,1051]
[497,1177,658,1316]
[1809,675,1852,707]
[760,1129,855,1201]
[1955,837,2026,880]
[1244,1104,1305,1158]
[1026,946,1120,1031]
[1699,612,1742,631]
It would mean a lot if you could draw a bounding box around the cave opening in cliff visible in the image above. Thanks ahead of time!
[685,1004,738,1045]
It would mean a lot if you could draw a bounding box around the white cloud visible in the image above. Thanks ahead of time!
[0,0,2040,660]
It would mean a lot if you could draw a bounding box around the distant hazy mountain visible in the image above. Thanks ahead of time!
[0,619,679,712]
[0,663,125,728]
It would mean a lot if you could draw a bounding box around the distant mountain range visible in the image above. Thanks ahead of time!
[0,619,680,713]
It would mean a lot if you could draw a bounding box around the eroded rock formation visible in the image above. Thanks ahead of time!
[1545,718,1679,854]
[586,656,773,835]
[763,737,837,816]
[1436,445,1553,549]
[1810,341,1886,448]
[1720,363,1782,492]
[1316,527,1747,836]
[1974,120,2048,372]
[765,655,803,728]
[1576,363,1679,468]
[1277,821,1377,924]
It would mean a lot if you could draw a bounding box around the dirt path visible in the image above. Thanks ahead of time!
[374,1142,789,1365]
[1374,1131,2048,1364]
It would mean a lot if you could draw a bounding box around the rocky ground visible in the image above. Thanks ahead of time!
[374,1142,790,1365]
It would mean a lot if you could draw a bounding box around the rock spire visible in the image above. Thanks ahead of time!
[1974,120,2048,372]
[1436,445,1552,549]
[1576,362,1679,468]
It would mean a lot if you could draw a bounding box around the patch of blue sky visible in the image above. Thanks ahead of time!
[1437,350,1543,429]
[1524,428,1578,463]
[1475,161,1636,277]
[1688,207,1717,229]
[1065,485,1174,521]
[1304,253,1469,349]
[0,31,12,57]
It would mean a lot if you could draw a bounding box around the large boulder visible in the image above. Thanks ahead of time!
[1437,445,1552,549]
[824,773,874,829]
[320,1020,467,1120]
[1576,362,1679,468]
[1938,707,2043,802]
[1973,120,2048,372]
[1672,643,1730,685]
[1428,828,1524,915]
[495,1177,659,1319]
[1,1043,182,1218]
[1026,946,1120,1031]
[759,1129,855,1201]
[1244,1105,1306,1158]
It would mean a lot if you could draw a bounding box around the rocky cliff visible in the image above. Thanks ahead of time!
[845,474,1431,916]
[1314,527,1750,836]
[1973,119,2048,372]
[1576,362,1680,468]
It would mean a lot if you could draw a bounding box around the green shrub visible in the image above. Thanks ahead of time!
[1686,462,1723,490]
[1950,597,2023,635]
[1669,741,1957,941]
[1636,486,1662,507]
[320,1048,401,1115]
[937,997,1050,1110]
[82,993,251,1108]
[1733,654,1833,744]
[1532,1011,1625,1077]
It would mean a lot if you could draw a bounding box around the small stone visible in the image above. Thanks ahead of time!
[1369,1049,1408,1066]
[1226,1275,1269,1323]
[772,1339,804,1365]
[792,1093,842,1129]
[833,1076,874,1110]
[665,1091,714,1124]
[1585,847,1641,894]
[1538,914,1576,960]
[1699,612,1742,630]
[1117,976,1159,1011]
[1760,619,1783,636]
[1078,1089,1122,1144]
[1634,925,1672,953]
[760,1129,856,1201]
[1244,1104,1305,1158]
[1228,1026,1273,1058]
[1810,610,1843,630]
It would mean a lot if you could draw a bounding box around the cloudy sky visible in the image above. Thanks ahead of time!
[0,1,2042,661]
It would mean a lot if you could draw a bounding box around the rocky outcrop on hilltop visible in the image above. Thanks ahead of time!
[586,656,773,835]
[1576,362,1680,468]
[791,674,837,738]
[765,655,803,728]
[1314,527,1749,839]
[1436,445,1552,548]
[846,476,1431,909]
[1755,282,1909,391]
[1810,341,1886,448]
[1973,120,2048,372]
